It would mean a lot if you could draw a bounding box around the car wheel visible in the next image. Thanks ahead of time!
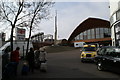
[97,62,104,71]
[81,59,84,63]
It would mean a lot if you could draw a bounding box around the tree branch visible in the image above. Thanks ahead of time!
[6,5,16,16]
[16,20,30,27]
[17,12,33,21]
[13,0,24,27]
[1,4,13,26]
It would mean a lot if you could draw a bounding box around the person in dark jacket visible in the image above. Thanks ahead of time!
[34,48,40,69]
[27,47,35,73]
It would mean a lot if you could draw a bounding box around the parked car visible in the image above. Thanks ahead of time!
[80,44,97,62]
[74,42,85,48]
[94,46,120,73]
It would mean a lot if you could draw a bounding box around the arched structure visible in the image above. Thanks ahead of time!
[68,18,111,46]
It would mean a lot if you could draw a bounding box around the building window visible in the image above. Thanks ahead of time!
[115,22,120,46]
[108,28,111,37]
[76,35,79,40]
[74,37,77,41]
[96,28,100,39]
[104,28,110,37]
[100,28,104,38]
[116,9,120,21]
[91,29,95,39]
[110,13,117,25]
[83,31,87,40]
[73,27,111,41]
[80,33,83,40]
[87,29,91,39]
[115,23,120,33]
[104,28,108,33]
[116,35,120,40]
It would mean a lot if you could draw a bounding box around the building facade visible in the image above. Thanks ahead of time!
[31,33,54,49]
[74,28,111,41]
[68,18,111,46]
[109,0,120,46]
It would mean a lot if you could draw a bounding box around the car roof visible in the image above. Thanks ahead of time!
[100,46,118,48]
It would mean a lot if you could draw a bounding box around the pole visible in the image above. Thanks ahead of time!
[54,10,57,45]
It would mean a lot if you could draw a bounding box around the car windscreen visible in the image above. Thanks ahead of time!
[114,48,120,52]
[107,48,120,57]
[107,48,120,52]
[114,48,120,57]
[83,47,96,51]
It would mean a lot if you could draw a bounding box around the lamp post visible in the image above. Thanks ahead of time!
[54,10,57,45]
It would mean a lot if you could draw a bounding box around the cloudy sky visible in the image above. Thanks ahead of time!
[1,0,110,40]
[37,1,110,40]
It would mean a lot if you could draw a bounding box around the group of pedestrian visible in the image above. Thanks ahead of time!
[10,46,47,76]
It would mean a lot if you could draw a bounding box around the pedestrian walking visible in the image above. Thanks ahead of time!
[10,47,20,76]
[34,48,40,69]
[39,47,47,72]
[27,47,35,73]
[39,47,47,63]
[34,48,40,62]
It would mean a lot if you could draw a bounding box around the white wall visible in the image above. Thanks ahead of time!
[109,0,119,16]
[0,33,2,47]
[109,0,120,46]
[111,26,115,46]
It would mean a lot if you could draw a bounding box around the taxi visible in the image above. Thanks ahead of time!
[80,44,97,62]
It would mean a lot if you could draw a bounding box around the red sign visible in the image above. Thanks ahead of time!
[18,29,25,34]
[16,28,25,40]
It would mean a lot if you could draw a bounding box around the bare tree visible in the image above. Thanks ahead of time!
[0,0,24,52]
[22,1,54,55]
[0,0,54,56]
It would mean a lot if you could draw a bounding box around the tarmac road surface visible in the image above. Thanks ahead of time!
[9,49,120,80]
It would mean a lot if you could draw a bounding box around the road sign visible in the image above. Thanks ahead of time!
[16,28,25,40]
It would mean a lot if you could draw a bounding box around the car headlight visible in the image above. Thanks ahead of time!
[81,54,84,56]
[93,55,96,57]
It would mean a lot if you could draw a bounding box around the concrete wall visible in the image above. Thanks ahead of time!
[109,0,119,16]
[109,0,120,46]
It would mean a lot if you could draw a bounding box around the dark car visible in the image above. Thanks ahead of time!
[94,46,120,73]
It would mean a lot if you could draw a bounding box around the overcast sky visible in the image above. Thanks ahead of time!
[1,0,110,40]
[36,1,110,40]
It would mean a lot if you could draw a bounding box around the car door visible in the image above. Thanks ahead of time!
[114,49,120,72]
[101,48,113,69]
[104,48,117,70]
[112,57,120,72]
[97,48,108,66]
[95,48,103,63]
[110,50,120,72]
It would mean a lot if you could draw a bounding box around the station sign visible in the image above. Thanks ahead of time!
[16,28,25,40]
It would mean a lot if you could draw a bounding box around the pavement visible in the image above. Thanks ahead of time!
[1,59,45,80]
[15,59,42,80]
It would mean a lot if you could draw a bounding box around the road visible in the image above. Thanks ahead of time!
[16,49,120,79]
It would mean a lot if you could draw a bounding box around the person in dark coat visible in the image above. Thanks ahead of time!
[27,47,35,73]
[34,48,40,69]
